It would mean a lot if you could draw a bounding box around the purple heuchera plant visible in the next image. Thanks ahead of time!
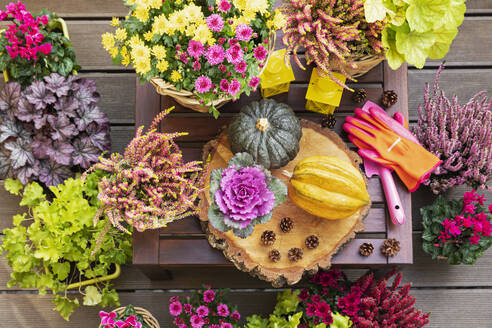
[0,73,111,186]
[414,65,492,194]
[209,152,287,238]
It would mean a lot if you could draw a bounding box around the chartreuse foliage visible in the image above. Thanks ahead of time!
[245,290,303,328]
[0,171,132,321]
[364,0,466,69]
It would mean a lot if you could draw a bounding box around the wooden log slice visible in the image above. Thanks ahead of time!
[198,120,371,286]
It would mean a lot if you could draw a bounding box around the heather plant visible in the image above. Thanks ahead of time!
[281,0,385,87]
[86,107,205,236]
[0,1,81,87]
[0,74,111,186]
[421,190,492,265]
[414,65,492,194]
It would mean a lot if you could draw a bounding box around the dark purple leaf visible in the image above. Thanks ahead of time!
[73,78,97,94]
[0,150,11,179]
[75,104,108,130]
[15,98,47,129]
[31,135,52,159]
[4,139,35,169]
[14,163,38,185]
[72,138,100,168]
[24,81,56,110]
[54,96,79,118]
[46,141,74,166]
[48,114,77,140]
[0,120,30,143]
[44,73,70,97]
[73,79,99,110]
[83,123,111,151]
[0,82,21,118]
[38,160,73,186]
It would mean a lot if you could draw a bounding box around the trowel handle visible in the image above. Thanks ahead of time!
[378,167,406,225]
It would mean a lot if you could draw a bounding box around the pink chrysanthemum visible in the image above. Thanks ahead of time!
[179,52,189,63]
[193,61,201,71]
[234,61,247,73]
[225,45,243,64]
[228,78,241,96]
[235,23,253,42]
[254,45,268,61]
[203,290,216,303]
[195,75,212,93]
[217,303,230,317]
[207,14,224,32]
[184,303,193,314]
[220,323,233,328]
[169,301,183,316]
[188,40,204,59]
[218,0,231,12]
[190,315,204,328]
[205,45,225,65]
[231,311,241,320]
[220,79,229,92]
[219,64,227,72]
[196,305,209,317]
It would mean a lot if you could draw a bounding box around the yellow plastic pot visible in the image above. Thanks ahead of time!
[65,264,121,290]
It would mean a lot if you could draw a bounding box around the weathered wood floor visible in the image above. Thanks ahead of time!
[1,0,492,327]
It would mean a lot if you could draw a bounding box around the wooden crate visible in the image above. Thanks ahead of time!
[133,62,412,280]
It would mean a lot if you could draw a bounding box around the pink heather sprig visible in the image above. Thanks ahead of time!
[414,64,492,194]
[0,1,52,60]
[280,0,385,88]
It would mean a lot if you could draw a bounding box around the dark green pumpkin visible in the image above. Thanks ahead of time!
[228,99,302,169]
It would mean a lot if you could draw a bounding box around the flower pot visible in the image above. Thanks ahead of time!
[99,306,160,328]
[329,53,385,80]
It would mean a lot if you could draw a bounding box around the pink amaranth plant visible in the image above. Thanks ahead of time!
[414,64,492,194]
[85,107,206,236]
[280,0,385,88]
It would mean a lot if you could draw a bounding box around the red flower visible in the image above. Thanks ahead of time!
[464,203,476,214]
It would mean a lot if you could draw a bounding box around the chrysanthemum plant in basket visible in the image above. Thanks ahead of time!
[103,0,284,118]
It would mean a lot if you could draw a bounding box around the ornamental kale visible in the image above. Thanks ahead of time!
[0,2,81,87]
[421,190,492,265]
[0,74,111,186]
[0,172,132,321]
[208,152,287,238]
[414,65,492,194]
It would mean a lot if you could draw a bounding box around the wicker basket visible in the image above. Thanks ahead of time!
[99,306,160,328]
[331,53,385,80]
[151,33,276,113]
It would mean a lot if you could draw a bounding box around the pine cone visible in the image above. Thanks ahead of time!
[269,249,281,262]
[382,90,398,108]
[305,235,319,249]
[288,247,303,262]
[321,114,336,129]
[280,217,294,232]
[261,230,276,246]
[359,242,374,256]
[353,88,367,103]
[381,238,401,257]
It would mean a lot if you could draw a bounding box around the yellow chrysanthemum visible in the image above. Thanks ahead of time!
[144,31,154,41]
[120,46,128,56]
[128,35,144,48]
[122,54,131,66]
[134,59,151,75]
[186,24,197,37]
[115,28,128,41]
[233,0,247,11]
[175,0,182,5]
[234,0,268,13]
[183,4,204,23]
[101,32,115,51]
[131,44,151,61]
[111,17,120,27]
[171,70,182,82]
[242,10,256,23]
[272,10,287,30]
[149,0,162,9]
[152,14,170,35]
[193,24,212,45]
[135,0,150,9]
[157,59,169,72]
[169,11,188,33]
[109,47,119,58]
[152,45,167,60]
[134,7,149,22]
[126,0,136,5]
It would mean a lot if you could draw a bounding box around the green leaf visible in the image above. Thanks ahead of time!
[53,295,79,321]
[228,152,256,167]
[268,177,287,207]
[330,312,353,328]
[364,0,388,23]
[406,0,451,32]
[382,28,405,69]
[83,286,102,306]
[100,287,120,307]
[20,182,46,207]
[396,24,436,68]
[246,314,269,328]
[428,28,458,59]
[51,262,70,281]
[4,178,23,195]
[12,213,27,227]
[208,204,228,232]
[273,290,300,315]
[441,0,466,28]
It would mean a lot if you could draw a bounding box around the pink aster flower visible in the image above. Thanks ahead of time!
[234,61,247,73]
[206,45,225,65]
[231,311,241,320]
[228,78,241,96]
[196,305,209,317]
[195,75,212,93]
[218,37,226,45]
[220,79,229,92]
[225,46,243,64]
[190,315,204,328]
[188,40,204,59]
[169,301,183,316]
[218,0,231,12]
[193,61,201,71]
[174,317,185,325]
[217,303,230,317]
[203,290,216,303]
[180,52,189,63]
[184,304,193,314]
[254,45,268,61]
[248,76,260,88]
[235,23,253,41]
[219,64,227,72]
[207,14,224,32]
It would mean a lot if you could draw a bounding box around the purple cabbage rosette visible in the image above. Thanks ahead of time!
[208,152,287,238]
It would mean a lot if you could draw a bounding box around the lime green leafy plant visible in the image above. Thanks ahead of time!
[0,171,132,321]
[364,0,466,69]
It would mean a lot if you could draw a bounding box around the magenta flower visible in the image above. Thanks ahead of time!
[99,311,117,326]
[225,45,243,64]
[178,325,188,328]
[218,0,231,12]
[196,305,210,317]
[248,76,260,88]
[236,23,253,41]
[254,45,268,61]
[174,317,185,325]
[190,315,204,328]
[220,79,229,92]
[193,61,201,71]
[207,14,224,32]
[188,40,204,59]
[228,78,241,96]
[195,75,212,93]
[39,43,52,55]
[470,233,480,245]
[209,325,220,328]
[169,301,183,316]
[217,303,230,317]
[464,204,476,214]
[234,61,247,73]
[205,45,225,65]
[220,323,233,328]
[231,311,241,320]
[219,64,227,72]
[203,289,216,303]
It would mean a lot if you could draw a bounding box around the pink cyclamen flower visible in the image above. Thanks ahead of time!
[196,305,210,317]
[99,311,117,326]
[206,45,225,65]
[254,45,268,61]
[235,23,253,42]
[169,301,183,316]
[464,204,476,214]
[203,289,216,303]
[228,78,241,96]
[207,14,224,32]
[218,0,231,12]
[188,40,204,59]
[195,75,212,93]
[39,43,52,55]
[217,303,230,317]
[190,315,204,328]
[470,233,480,245]
[225,46,243,64]
[234,61,247,73]
[220,79,229,92]
[193,61,201,71]
[231,311,241,320]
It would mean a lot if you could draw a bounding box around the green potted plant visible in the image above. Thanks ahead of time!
[0,171,132,321]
